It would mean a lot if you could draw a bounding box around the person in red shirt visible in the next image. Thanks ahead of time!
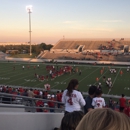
[120,70,123,76]
[100,69,103,75]
[56,90,64,108]
[119,94,126,112]
[48,95,55,112]
[96,77,99,82]
[36,98,44,112]
[124,100,130,117]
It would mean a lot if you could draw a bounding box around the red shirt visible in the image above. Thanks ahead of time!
[57,93,62,102]
[57,93,61,102]
[119,97,126,107]
[124,106,130,117]
[11,92,18,100]
[36,100,44,112]
[48,98,55,107]
[59,93,62,102]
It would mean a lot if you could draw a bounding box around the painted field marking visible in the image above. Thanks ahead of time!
[17,69,47,86]
[50,67,98,89]
[107,68,121,94]
[93,68,108,85]
[4,67,47,85]
[79,68,100,83]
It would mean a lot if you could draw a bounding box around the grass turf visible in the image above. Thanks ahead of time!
[0,62,130,97]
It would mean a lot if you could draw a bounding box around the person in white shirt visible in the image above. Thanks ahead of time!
[92,89,105,109]
[22,65,25,70]
[39,90,43,96]
[62,79,85,115]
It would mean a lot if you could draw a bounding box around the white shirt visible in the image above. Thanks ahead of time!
[39,91,43,96]
[49,70,52,74]
[62,89,85,112]
[92,97,105,109]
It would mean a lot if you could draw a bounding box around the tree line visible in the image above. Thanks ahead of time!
[0,43,53,55]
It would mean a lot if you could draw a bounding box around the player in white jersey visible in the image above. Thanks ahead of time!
[127,66,129,72]
[92,89,105,109]
[62,79,85,114]
[22,65,25,70]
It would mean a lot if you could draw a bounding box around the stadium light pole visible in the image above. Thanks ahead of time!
[26,5,32,56]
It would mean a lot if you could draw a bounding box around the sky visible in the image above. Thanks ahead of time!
[0,0,130,44]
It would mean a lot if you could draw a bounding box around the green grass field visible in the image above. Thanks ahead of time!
[0,62,130,96]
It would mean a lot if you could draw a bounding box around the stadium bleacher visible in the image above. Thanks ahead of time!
[40,39,130,62]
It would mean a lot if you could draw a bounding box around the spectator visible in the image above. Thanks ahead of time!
[57,90,63,108]
[124,100,130,117]
[27,89,35,98]
[27,89,36,106]
[22,89,28,96]
[119,94,126,112]
[60,111,84,130]
[48,95,55,112]
[76,108,130,130]
[36,96,44,112]
[109,98,113,109]
[92,89,105,109]
[115,101,120,111]
[84,85,97,114]
[43,103,49,112]
[62,79,85,115]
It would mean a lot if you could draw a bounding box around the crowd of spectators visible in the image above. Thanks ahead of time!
[0,85,63,112]
[58,79,130,130]
[0,78,130,130]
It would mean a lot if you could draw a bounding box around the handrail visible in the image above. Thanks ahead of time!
[0,92,65,112]
[0,92,63,104]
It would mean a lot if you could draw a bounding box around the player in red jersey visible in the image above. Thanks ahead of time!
[120,70,123,76]
[100,69,103,75]
[96,77,99,82]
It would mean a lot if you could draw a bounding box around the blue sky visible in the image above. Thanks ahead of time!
[0,0,130,44]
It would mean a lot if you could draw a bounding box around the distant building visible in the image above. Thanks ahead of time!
[0,42,37,46]
[6,50,19,54]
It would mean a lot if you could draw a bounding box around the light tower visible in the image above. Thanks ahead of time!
[26,5,32,56]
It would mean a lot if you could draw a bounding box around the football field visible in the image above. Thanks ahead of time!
[0,62,130,96]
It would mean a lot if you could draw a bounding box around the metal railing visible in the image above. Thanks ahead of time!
[0,92,64,112]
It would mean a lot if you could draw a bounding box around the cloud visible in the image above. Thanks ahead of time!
[63,21,77,24]
[100,20,123,23]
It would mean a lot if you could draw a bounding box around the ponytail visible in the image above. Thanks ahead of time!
[66,79,79,97]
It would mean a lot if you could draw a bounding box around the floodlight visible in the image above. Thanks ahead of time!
[26,5,33,13]
[26,5,33,55]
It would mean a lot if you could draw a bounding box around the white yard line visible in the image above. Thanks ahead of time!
[4,68,44,84]
[50,67,96,89]
[0,64,35,76]
[107,68,121,94]
[18,69,47,86]
[79,67,100,83]
[93,68,108,85]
